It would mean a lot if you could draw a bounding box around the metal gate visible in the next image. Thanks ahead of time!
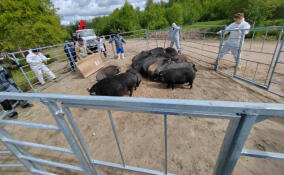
[0,92,284,175]
[216,27,284,92]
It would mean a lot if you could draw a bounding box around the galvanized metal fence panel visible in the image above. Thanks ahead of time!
[268,31,284,97]
[0,92,284,175]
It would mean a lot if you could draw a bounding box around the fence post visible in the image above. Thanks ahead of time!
[146,29,150,50]
[164,114,168,175]
[215,30,226,71]
[61,105,100,175]
[11,53,36,92]
[213,113,257,175]
[110,41,118,59]
[155,31,158,47]
[233,30,246,76]
[67,45,77,72]
[43,101,96,175]
[265,30,283,86]
[107,110,126,167]
[267,34,284,90]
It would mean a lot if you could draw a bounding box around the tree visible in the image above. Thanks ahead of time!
[166,3,184,25]
[0,0,68,52]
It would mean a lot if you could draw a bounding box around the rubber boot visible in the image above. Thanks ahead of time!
[121,53,125,59]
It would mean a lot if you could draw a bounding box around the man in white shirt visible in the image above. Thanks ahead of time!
[218,13,251,62]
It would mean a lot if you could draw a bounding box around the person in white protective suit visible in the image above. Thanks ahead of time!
[26,48,56,85]
[217,13,250,63]
[169,23,182,54]
[96,36,107,57]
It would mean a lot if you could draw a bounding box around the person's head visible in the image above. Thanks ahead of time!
[116,32,120,37]
[96,37,100,41]
[78,38,84,45]
[32,48,40,55]
[66,41,71,46]
[172,23,177,29]
[234,13,244,24]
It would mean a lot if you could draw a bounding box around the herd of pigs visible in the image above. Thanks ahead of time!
[87,47,197,96]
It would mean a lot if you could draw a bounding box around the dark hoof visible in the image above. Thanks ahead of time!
[22,103,33,108]
[9,112,18,119]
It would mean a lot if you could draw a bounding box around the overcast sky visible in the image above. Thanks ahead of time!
[51,0,168,25]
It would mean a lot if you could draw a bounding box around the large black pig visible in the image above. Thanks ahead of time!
[88,77,128,96]
[96,65,120,81]
[158,64,197,89]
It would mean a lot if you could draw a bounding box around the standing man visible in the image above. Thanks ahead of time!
[96,36,107,57]
[26,48,56,85]
[64,41,77,71]
[0,63,33,119]
[169,23,182,54]
[217,13,250,64]
[109,33,126,59]
[76,38,94,59]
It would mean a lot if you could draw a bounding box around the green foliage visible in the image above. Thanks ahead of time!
[75,0,282,36]
[0,0,68,52]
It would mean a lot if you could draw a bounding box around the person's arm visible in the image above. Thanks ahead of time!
[39,53,49,61]
[121,37,126,44]
[87,47,94,54]
[109,37,113,43]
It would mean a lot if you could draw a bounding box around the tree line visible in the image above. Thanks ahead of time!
[83,0,284,36]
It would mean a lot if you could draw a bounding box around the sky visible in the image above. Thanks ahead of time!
[51,0,168,25]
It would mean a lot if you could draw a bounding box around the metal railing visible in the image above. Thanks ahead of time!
[0,92,284,175]
[215,27,284,97]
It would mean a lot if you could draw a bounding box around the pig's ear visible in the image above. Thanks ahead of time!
[86,88,90,92]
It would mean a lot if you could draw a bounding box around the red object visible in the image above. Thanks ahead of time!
[78,21,87,30]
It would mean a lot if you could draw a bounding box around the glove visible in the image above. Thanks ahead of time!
[216,31,221,35]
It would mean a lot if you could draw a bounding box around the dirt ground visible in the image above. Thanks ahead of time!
[0,39,284,175]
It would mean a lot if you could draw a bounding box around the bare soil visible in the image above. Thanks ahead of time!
[0,39,284,175]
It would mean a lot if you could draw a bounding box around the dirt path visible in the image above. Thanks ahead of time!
[0,39,283,175]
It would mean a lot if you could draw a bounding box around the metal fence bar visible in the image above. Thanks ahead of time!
[164,114,168,175]
[268,34,284,90]
[234,30,246,76]
[20,155,84,172]
[218,114,257,175]
[107,110,126,167]
[0,126,46,174]
[92,159,176,175]
[264,30,283,85]
[261,29,268,52]
[0,150,11,155]
[43,101,95,175]
[0,164,24,168]
[61,105,100,175]
[0,120,60,130]
[213,118,241,175]
[2,138,74,154]
[241,149,284,161]
[11,53,35,92]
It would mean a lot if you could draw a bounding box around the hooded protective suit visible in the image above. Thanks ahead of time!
[96,37,105,53]
[0,65,29,117]
[26,51,56,84]
[169,23,182,53]
[219,18,250,61]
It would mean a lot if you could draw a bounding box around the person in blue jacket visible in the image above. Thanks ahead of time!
[109,33,126,59]
[64,41,78,70]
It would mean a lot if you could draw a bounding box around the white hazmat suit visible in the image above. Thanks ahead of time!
[26,51,56,84]
[96,37,105,53]
[218,18,250,61]
[169,23,182,53]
